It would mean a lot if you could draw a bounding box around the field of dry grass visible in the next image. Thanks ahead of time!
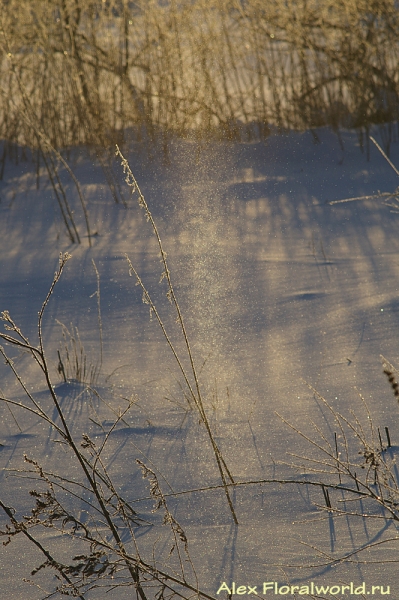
[1,0,399,158]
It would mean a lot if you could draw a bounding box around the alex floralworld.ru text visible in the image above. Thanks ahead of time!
[216,582,391,595]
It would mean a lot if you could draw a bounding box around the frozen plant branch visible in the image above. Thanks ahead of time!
[116,146,238,524]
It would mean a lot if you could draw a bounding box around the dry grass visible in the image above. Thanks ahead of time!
[0,255,217,599]
[1,0,399,154]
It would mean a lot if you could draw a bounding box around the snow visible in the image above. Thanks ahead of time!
[2,127,399,598]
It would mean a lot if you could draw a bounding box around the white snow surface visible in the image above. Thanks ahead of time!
[2,128,399,597]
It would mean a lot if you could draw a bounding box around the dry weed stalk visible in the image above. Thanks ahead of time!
[0,32,92,244]
[116,146,238,524]
[137,460,198,589]
[0,254,217,599]
[330,135,399,209]
[271,378,399,568]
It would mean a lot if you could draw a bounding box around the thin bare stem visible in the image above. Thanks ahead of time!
[116,147,237,523]
[91,259,103,369]
[0,499,87,600]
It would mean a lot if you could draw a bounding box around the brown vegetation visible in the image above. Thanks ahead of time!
[1,0,399,154]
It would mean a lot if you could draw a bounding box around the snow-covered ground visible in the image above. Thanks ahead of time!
[2,127,399,598]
